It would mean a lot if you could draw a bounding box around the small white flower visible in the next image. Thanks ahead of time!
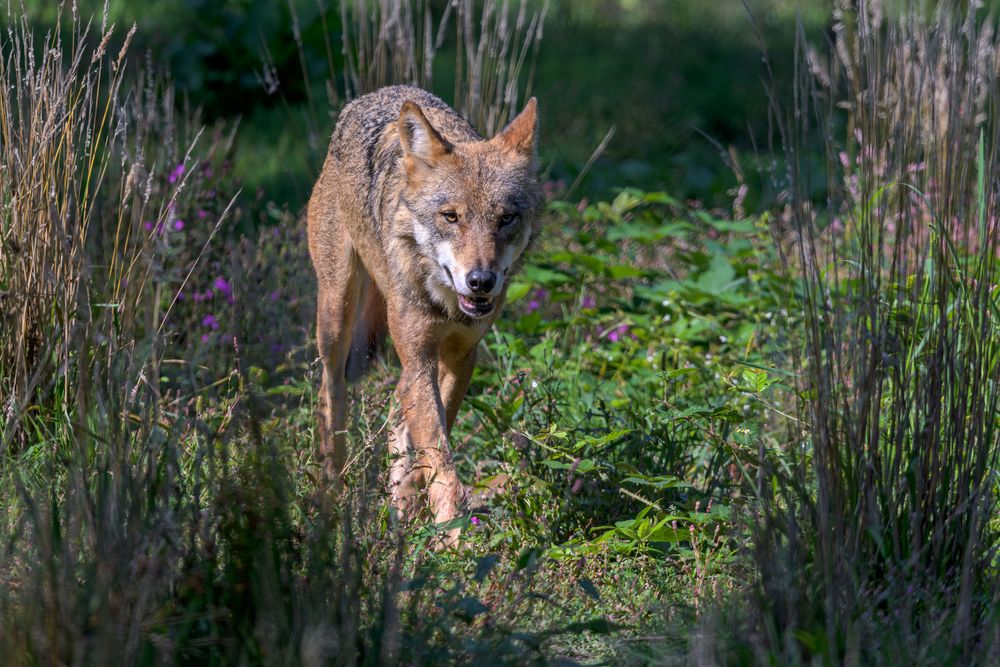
[743,404,751,412]
[531,380,538,389]
[765,312,773,320]
[705,353,713,362]
[661,299,670,307]
[714,373,721,380]
[646,354,655,363]
[607,355,614,362]
[719,335,728,343]
[662,314,671,322]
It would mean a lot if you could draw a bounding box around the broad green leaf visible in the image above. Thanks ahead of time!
[506,281,532,302]
[696,253,737,293]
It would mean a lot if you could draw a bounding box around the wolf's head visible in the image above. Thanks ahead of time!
[397,98,541,320]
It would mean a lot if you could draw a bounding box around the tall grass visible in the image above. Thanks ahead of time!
[746,1,1000,662]
[0,12,136,445]
[337,0,546,135]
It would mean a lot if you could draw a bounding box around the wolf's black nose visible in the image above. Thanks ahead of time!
[466,270,497,294]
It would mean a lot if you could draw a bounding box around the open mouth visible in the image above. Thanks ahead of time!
[457,294,496,318]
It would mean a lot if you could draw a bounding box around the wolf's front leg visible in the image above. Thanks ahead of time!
[397,368,465,518]
[315,263,362,483]
[387,415,422,516]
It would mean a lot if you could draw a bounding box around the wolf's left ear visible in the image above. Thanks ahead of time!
[496,97,538,160]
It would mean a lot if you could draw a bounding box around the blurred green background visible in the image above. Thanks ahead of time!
[22,0,828,209]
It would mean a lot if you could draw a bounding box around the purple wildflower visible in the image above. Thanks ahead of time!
[143,221,153,232]
[202,314,220,330]
[168,163,185,184]
[213,277,232,297]
[470,516,481,526]
[608,324,631,343]
[197,209,210,220]
[526,288,548,313]
[581,295,596,309]
[173,219,185,231]
[201,333,211,343]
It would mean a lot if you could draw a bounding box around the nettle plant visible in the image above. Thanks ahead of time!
[449,190,789,560]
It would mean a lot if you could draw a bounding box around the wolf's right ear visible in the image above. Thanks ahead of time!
[496,97,538,160]
[398,101,452,172]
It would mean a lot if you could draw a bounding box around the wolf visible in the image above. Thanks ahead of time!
[307,85,541,541]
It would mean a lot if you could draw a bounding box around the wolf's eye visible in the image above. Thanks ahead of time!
[499,212,517,227]
[440,210,459,223]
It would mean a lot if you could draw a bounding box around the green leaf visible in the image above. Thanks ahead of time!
[266,385,306,396]
[611,189,642,214]
[642,191,680,206]
[506,281,532,302]
[522,265,573,286]
[608,264,644,280]
[648,525,688,543]
[696,253,736,293]
[672,405,715,419]
[621,475,691,490]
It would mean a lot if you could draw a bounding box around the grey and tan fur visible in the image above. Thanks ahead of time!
[307,85,541,543]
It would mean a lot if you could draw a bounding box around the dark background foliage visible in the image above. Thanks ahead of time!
[21,0,824,207]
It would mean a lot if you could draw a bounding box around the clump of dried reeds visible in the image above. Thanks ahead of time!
[0,10,133,442]
[750,0,1000,662]
[338,0,547,136]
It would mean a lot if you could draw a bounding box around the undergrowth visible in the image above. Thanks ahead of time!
[3,1,1000,666]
